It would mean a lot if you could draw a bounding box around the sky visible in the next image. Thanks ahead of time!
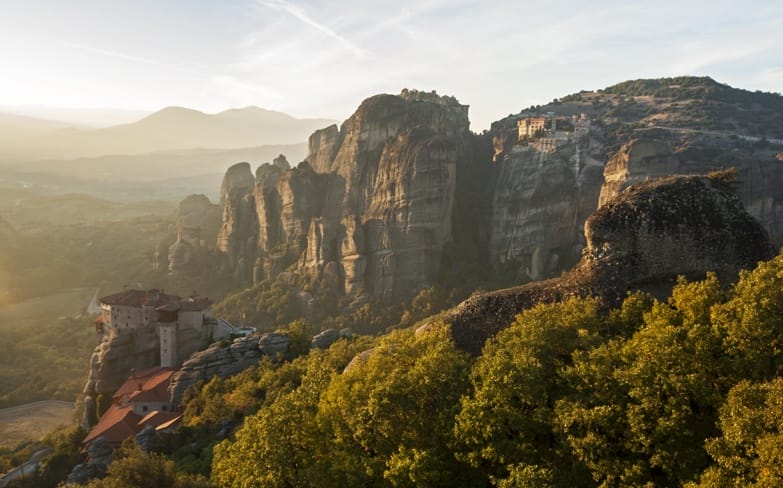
[0,0,781,130]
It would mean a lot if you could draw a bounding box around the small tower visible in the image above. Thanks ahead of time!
[157,305,179,368]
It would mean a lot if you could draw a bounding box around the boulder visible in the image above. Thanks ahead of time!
[258,332,290,357]
[446,174,776,355]
[311,329,340,349]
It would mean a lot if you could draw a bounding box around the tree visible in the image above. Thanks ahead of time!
[61,442,213,488]
[454,297,603,486]
[317,323,475,487]
[696,378,783,487]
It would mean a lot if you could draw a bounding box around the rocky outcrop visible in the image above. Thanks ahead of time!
[598,138,680,207]
[67,437,111,484]
[218,91,470,300]
[257,332,290,357]
[168,335,264,405]
[81,320,205,428]
[136,425,162,452]
[445,175,775,355]
[311,328,352,349]
[217,162,258,283]
[168,327,356,404]
[210,81,783,313]
[81,328,161,428]
[488,126,605,281]
[167,194,221,274]
[598,137,783,246]
[307,125,341,172]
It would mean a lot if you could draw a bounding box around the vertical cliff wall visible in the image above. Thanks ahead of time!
[599,136,783,246]
[216,91,470,301]
[486,123,605,281]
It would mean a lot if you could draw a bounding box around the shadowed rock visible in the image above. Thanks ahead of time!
[445,175,775,355]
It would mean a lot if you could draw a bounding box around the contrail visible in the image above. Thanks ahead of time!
[259,0,367,58]
[58,40,203,75]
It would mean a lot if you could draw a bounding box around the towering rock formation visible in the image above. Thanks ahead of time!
[81,327,162,428]
[487,119,605,281]
[217,90,470,300]
[598,136,783,245]
[209,80,783,305]
[216,162,258,283]
[167,194,221,275]
[446,174,775,354]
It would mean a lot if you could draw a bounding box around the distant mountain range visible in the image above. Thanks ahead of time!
[0,143,308,201]
[0,106,336,162]
[0,106,152,128]
[0,112,79,145]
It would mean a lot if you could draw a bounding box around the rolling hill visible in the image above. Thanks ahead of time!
[0,106,335,162]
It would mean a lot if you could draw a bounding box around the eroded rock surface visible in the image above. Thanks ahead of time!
[446,175,775,354]
[217,162,258,283]
[598,136,783,246]
[488,123,605,281]
[217,91,470,301]
[168,194,221,274]
[168,334,266,405]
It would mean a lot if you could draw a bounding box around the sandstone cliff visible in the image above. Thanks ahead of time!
[599,136,783,245]
[167,194,221,275]
[487,122,605,281]
[168,328,349,405]
[81,328,161,428]
[216,162,258,283]
[216,91,470,301]
[445,175,775,354]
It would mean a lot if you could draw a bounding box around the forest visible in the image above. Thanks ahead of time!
[30,251,783,487]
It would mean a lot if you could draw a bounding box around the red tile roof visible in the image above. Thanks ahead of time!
[85,368,177,448]
[112,367,174,403]
[155,416,183,432]
[83,405,140,446]
[137,411,182,431]
[99,289,181,307]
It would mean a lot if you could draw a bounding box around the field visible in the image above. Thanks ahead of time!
[0,401,75,448]
[0,288,97,408]
[0,287,93,328]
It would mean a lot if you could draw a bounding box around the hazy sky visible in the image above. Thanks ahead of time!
[1,0,781,130]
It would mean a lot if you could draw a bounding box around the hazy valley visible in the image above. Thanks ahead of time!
[2,76,783,487]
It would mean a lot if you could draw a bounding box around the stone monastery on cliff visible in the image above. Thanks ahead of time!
[96,288,219,369]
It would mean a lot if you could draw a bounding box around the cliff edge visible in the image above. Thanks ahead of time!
[446,174,775,354]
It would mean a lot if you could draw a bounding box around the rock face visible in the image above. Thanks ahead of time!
[488,122,605,281]
[81,328,161,428]
[167,328,350,405]
[446,175,775,354]
[169,335,262,405]
[598,138,680,207]
[168,194,221,274]
[598,137,783,246]
[67,437,112,484]
[311,328,351,349]
[216,91,470,300]
[217,162,258,283]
